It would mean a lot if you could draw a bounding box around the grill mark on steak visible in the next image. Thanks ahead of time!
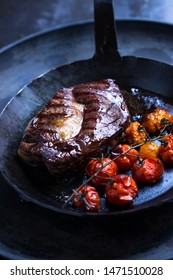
[18,79,131,176]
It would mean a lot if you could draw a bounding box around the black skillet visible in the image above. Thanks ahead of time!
[1,0,173,217]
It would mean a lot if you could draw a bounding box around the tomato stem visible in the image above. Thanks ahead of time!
[64,126,171,207]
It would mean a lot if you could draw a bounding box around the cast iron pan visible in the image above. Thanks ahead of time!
[1,0,173,217]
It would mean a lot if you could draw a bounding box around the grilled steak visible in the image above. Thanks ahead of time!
[18,79,131,176]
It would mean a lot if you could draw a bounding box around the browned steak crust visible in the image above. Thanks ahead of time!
[18,79,131,176]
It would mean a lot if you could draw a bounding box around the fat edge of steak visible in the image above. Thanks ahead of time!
[18,79,131,176]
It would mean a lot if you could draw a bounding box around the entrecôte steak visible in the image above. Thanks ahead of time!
[18,79,131,176]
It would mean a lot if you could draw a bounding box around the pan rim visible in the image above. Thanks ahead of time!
[1,19,173,55]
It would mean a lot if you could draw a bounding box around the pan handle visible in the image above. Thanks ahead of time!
[94,0,121,62]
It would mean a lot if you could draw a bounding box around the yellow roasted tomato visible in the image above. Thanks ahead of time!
[142,108,171,135]
[125,122,147,145]
[139,142,159,159]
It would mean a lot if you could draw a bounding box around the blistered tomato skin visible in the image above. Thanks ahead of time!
[125,122,147,145]
[159,134,173,165]
[106,174,138,206]
[73,186,101,212]
[139,142,159,159]
[111,144,139,171]
[132,157,164,184]
[142,108,171,135]
[85,158,118,187]
[170,116,173,129]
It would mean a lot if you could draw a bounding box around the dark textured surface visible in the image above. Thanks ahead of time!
[1,0,173,260]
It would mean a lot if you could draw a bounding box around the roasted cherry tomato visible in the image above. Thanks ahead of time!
[85,158,118,187]
[125,122,147,145]
[132,157,164,184]
[111,144,139,171]
[106,174,138,206]
[139,142,159,159]
[159,134,173,165]
[142,108,171,134]
[170,115,173,125]
[168,115,173,133]
[73,186,101,212]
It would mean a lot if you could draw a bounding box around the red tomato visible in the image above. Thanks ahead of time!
[111,144,139,171]
[106,174,138,206]
[85,158,118,187]
[73,186,101,212]
[132,157,164,184]
[159,134,173,165]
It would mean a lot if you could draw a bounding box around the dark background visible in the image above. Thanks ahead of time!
[1,0,173,49]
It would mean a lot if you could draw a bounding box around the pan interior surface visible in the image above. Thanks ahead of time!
[1,57,173,216]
